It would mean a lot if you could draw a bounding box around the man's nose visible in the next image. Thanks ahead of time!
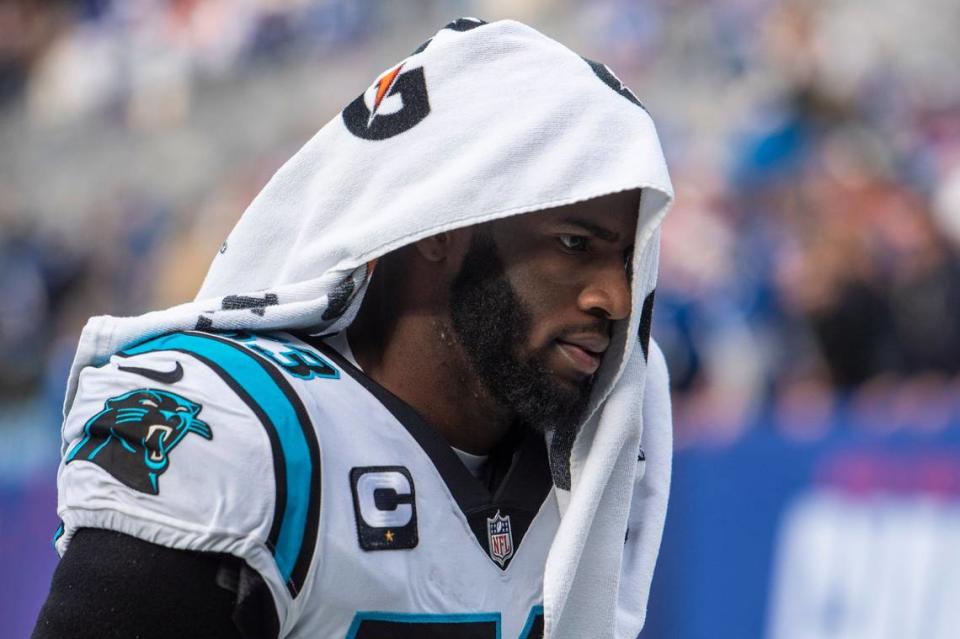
[577,258,632,321]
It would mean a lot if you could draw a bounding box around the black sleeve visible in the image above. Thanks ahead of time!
[32,528,280,639]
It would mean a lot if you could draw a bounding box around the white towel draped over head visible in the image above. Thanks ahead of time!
[62,18,673,638]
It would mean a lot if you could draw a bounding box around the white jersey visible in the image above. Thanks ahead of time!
[56,330,556,638]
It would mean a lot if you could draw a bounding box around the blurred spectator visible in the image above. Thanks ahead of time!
[0,1,69,105]
[0,213,50,397]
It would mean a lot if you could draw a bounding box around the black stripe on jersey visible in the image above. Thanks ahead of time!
[304,334,552,570]
[192,333,321,596]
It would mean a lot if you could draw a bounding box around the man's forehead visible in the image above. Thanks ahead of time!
[491,189,641,239]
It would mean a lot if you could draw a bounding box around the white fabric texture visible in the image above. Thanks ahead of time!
[616,341,672,638]
[59,19,674,638]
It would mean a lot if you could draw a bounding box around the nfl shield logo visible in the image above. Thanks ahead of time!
[487,510,514,567]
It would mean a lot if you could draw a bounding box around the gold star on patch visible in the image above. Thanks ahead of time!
[384,530,395,543]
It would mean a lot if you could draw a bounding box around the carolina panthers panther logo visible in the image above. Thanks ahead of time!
[65,389,211,494]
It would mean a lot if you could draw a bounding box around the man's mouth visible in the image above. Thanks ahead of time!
[146,424,173,461]
[555,336,608,377]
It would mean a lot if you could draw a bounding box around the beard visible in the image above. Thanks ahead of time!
[448,230,595,438]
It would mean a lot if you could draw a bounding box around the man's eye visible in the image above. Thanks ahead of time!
[558,235,589,251]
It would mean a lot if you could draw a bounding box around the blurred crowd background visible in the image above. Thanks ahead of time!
[3,0,959,637]
[4,0,959,447]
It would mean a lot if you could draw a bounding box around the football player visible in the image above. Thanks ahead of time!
[33,18,672,639]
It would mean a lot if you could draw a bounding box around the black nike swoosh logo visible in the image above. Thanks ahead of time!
[118,362,184,384]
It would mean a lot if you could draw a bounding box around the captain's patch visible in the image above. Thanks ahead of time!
[350,466,418,551]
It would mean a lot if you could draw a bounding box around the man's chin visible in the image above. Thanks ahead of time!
[549,367,596,392]
[512,371,593,436]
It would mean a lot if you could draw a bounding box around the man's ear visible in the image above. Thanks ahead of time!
[413,228,474,276]
[413,233,449,262]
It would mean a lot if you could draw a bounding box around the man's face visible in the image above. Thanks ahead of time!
[448,189,640,436]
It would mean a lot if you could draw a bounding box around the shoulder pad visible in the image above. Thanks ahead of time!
[58,330,322,620]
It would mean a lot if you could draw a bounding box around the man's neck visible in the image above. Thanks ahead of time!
[348,314,512,455]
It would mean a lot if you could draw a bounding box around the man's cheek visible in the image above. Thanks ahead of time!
[524,319,564,359]
[509,283,560,339]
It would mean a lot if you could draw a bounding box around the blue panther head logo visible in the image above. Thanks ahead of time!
[66,389,212,494]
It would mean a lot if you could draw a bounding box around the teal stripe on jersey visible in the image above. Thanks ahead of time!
[518,605,543,639]
[123,332,311,587]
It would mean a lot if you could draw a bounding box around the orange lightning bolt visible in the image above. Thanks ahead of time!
[373,63,404,112]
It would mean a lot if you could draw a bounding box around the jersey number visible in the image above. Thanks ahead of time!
[348,607,543,638]
[249,344,338,380]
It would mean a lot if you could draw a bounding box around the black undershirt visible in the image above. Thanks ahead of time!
[32,528,279,639]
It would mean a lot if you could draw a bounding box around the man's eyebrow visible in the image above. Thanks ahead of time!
[559,218,620,242]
